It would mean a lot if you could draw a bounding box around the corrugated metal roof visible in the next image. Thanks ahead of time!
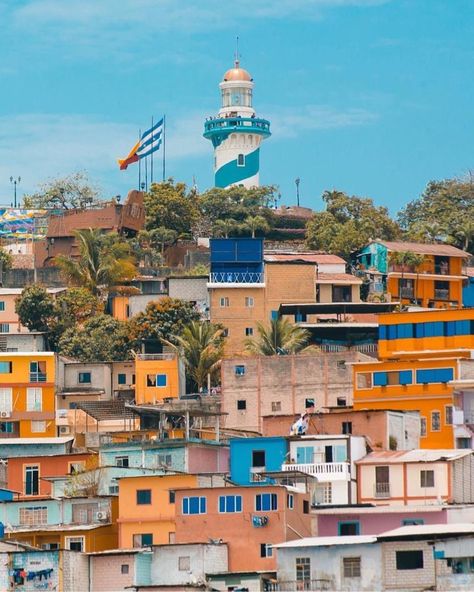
[375,240,469,258]
[274,535,377,548]
[0,436,73,445]
[316,273,362,284]
[264,253,345,264]
[356,449,472,464]
[379,523,474,539]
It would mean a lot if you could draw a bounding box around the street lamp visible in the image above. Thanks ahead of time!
[9,176,21,209]
[295,177,301,207]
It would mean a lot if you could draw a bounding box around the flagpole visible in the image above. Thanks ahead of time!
[138,129,142,190]
[162,114,166,182]
[145,154,148,192]
[150,115,154,186]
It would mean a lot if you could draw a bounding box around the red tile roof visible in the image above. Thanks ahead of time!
[376,240,469,258]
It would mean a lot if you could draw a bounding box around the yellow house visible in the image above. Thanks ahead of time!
[0,352,56,438]
[118,473,220,547]
[134,353,183,404]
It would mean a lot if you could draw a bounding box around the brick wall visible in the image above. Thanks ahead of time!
[62,550,89,592]
[452,454,474,503]
[91,553,135,591]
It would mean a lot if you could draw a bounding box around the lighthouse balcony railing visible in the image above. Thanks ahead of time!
[208,271,264,286]
[204,117,271,135]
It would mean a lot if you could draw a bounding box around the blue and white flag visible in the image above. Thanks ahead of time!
[136,117,164,159]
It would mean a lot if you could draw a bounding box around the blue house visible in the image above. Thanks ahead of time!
[463,271,474,307]
[209,238,264,285]
[229,437,287,485]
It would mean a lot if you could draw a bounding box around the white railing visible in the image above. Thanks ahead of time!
[209,272,264,284]
[282,462,350,481]
[135,353,176,361]
[318,343,378,354]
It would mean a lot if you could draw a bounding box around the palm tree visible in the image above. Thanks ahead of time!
[244,318,312,356]
[164,321,224,392]
[244,215,270,238]
[389,251,425,304]
[150,226,178,256]
[55,228,137,297]
[453,220,474,251]
[212,219,240,238]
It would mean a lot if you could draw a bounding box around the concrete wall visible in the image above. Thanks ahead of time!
[91,552,136,591]
[62,362,112,395]
[150,544,228,586]
[62,550,89,592]
[452,454,474,503]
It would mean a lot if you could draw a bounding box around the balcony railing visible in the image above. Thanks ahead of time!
[30,373,47,383]
[434,289,450,300]
[400,288,414,299]
[135,353,176,361]
[282,462,350,481]
[374,482,391,498]
[204,116,271,136]
[209,271,264,285]
[266,580,332,591]
[434,264,450,275]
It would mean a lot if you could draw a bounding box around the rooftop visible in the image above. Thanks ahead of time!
[264,253,345,264]
[378,523,474,540]
[356,449,472,464]
[274,535,377,549]
[371,239,469,258]
[0,436,73,445]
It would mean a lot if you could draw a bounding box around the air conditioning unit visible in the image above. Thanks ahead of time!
[95,511,109,522]
[59,426,70,435]
[0,411,11,419]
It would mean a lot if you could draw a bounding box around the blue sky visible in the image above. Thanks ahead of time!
[0,0,472,212]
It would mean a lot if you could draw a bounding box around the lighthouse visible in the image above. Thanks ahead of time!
[203,56,271,189]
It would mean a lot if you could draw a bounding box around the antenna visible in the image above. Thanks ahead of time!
[234,36,240,68]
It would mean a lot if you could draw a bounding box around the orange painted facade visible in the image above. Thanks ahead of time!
[111,296,130,321]
[134,354,181,404]
[117,474,203,548]
[7,452,93,498]
[0,353,56,438]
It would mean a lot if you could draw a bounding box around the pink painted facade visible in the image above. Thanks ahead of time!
[90,552,136,591]
[187,445,229,474]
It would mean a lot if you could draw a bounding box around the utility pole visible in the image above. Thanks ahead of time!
[295,177,301,207]
[10,176,20,208]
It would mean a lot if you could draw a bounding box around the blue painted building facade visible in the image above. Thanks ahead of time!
[229,436,287,486]
[209,238,264,285]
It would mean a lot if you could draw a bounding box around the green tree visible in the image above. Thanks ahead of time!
[398,178,474,252]
[244,215,271,238]
[306,190,401,258]
[55,229,137,297]
[164,321,224,392]
[56,287,103,323]
[150,226,178,255]
[244,318,313,356]
[212,218,241,238]
[144,180,198,236]
[130,297,201,345]
[0,248,12,272]
[22,172,101,210]
[15,285,56,333]
[389,251,424,304]
[58,314,133,361]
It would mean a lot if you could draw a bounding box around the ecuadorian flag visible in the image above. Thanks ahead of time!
[118,118,164,170]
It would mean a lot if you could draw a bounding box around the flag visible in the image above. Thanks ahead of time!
[117,117,164,170]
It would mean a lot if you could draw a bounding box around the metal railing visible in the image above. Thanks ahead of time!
[135,353,176,361]
[209,271,264,284]
[266,580,332,591]
[434,289,449,300]
[30,372,47,382]
[204,116,271,135]
[318,343,378,354]
[283,462,350,480]
[374,482,391,498]
[400,288,415,298]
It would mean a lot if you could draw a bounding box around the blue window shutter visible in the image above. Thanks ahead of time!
[415,323,425,338]
[399,371,413,385]
[183,498,189,514]
[296,447,305,463]
[436,368,454,383]
[227,496,235,512]
[256,495,262,511]
[379,326,387,340]
[387,325,397,340]
[416,369,430,384]
[200,497,206,513]
[219,496,225,512]
[373,372,388,386]
[236,496,242,512]
[156,374,167,387]
[399,323,413,339]
[334,445,347,462]
[189,497,199,514]
[446,321,456,336]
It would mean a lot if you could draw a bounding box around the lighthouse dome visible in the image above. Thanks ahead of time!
[222,63,252,82]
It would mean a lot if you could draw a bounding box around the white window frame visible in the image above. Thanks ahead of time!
[27,387,42,412]
[220,297,230,307]
[0,388,12,413]
[245,296,254,307]
[31,421,46,433]
[65,536,85,552]
[0,323,9,333]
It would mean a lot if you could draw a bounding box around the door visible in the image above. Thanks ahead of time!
[325,446,333,463]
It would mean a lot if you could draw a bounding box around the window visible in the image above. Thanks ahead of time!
[65,536,85,552]
[339,521,360,536]
[255,493,278,511]
[0,301,5,311]
[252,450,266,468]
[237,399,247,410]
[133,533,153,547]
[146,374,167,387]
[158,454,172,467]
[416,368,454,384]
[332,285,352,302]
[287,494,294,509]
[169,491,175,504]
[0,323,9,333]
[356,373,372,389]
[396,550,424,570]
[303,500,310,514]
[182,496,207,515]
[305,398,315,409]
[0,388,12,413]
[260,543,273,558]
[373,370,413,387]
[222,328,229,337]
[245,296,254,307]
[420,470,435,488]
[116,456,129,468]
[402,519,424,526]
[121,565,129,575]
[30,361,47,382]
[220,297,230,307]
[24,465,39,495]
[445,405,453,425]
[271,401,281,412]
[420,417,427,437]
[313,483,332,505]
[78,372,91,384]
[118,373,127,385]
[237,153,245,166]
[178,556,191,571]
[218,495,242,513]
[245,327,253,336]
[31,421,46,433]
[342,421,352,435]
[235,365,246,376]
[431,411,441,432]
[136,489,152,505]
[0,362,12,374]
[19,506,48,526]
[296,557,311,583]
[0,422,14,433]
[27,387,42,412]
[343,557,361,578]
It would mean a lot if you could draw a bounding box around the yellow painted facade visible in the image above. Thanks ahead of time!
[118,474,201,547]
[111,296,130,321]
[0,353,56,438]
[134,354,181,404]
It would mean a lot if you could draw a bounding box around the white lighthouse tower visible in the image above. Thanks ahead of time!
[203,55,271,188]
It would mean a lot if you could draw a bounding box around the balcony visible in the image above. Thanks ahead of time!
[204,116,271,137]
[30,373,47,383]
[208,271,264,286]
[434,289,450,300]
[282,462,350,481]
[266,580,332,591]
[400,288,415,299]
[374,482,391,498]
[135,353,176,361]
[435,264,450,275]
[250,466,267,482]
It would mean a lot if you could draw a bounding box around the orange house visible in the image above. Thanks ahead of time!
[117,473,224,548]
[0,352,56,438]
[134,353,183,404]
[7,452,94,498]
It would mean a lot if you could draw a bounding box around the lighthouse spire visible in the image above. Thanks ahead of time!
[234,36,240,68]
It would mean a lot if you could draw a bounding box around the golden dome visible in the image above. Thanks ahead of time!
[223,62,252,82]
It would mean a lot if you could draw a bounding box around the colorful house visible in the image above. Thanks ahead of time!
[174,484,311,573]
[0,352,56,438]
[356,449,474,506]
[134,353,184,404]
[354,240,469,308]
[117,473,225,548]
[229,436,288,485]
